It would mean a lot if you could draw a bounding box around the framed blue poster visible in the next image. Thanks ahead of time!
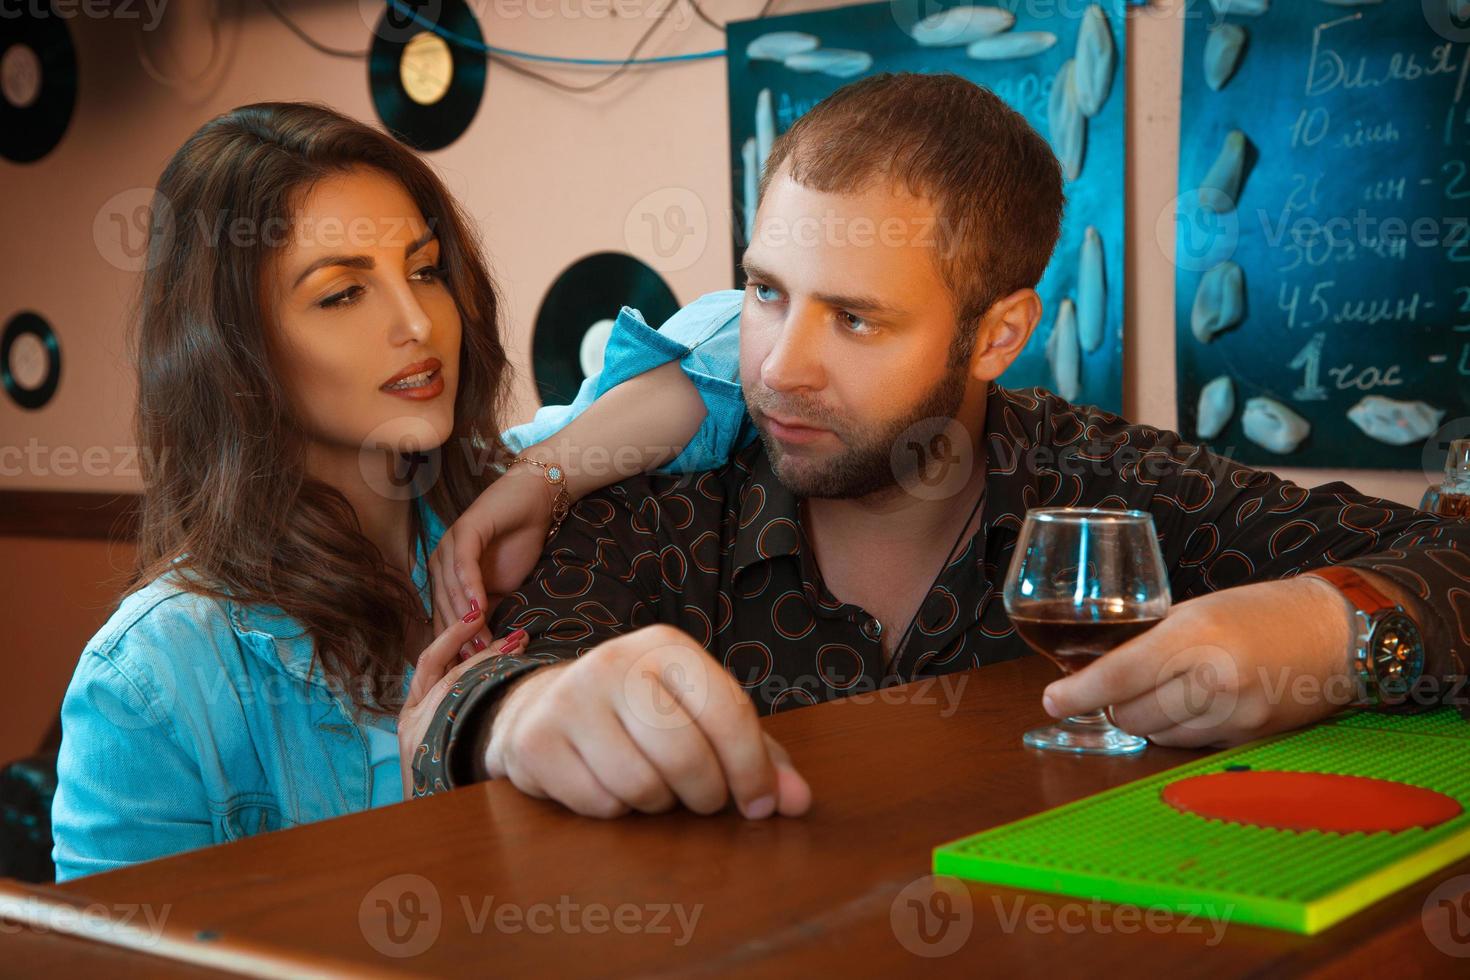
[1175,0,1470,470]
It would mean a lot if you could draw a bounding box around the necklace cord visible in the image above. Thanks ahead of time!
[886,481,989,675]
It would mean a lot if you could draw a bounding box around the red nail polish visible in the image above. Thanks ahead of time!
[472,636,487,652]
[503,628,528,647]
[469,597,480,613]
[461,608,483,624]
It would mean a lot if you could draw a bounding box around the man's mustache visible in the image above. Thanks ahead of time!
[746,389,844,433]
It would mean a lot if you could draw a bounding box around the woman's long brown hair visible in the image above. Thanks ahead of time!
[129,102,513,714]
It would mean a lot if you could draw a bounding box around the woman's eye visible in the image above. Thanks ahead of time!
[319,285,362,309]
[412,265,447,283]
[753,283,780,303]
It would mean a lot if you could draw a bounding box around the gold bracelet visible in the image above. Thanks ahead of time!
[509,456,571,541]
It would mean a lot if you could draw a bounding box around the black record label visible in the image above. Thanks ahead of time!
[369,0,485,152]
[0,4,78,164]
[533,254,680,407]
[2,312,62,411]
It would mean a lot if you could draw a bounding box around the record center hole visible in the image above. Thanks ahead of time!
[9,333,48,390]
[580,319,615,379]
[400,32,453,106]
[2,43,43,110]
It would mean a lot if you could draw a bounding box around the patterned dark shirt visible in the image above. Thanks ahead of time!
[411,384,1470,795]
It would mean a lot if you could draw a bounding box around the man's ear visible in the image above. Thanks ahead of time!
[968,288,1043,381]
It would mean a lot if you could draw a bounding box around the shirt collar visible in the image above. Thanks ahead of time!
[730,441,805,582]
[412,496,448,615]
[980,382,1112,534]
[979,381,1038,539]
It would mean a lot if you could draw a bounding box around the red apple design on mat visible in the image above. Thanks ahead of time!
[1162,768,1463,834]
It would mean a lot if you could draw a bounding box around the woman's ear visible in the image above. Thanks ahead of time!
[968,288,1043,381]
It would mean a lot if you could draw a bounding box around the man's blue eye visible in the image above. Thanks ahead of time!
[754,283,779,303]
[840,311,869,332]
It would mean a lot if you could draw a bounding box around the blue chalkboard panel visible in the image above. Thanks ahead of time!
[728,1,1129,413]
[1175,0,1470,470]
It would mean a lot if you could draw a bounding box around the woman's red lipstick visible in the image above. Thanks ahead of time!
[380,358,444,400]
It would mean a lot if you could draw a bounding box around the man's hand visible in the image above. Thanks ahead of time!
[1041,577,1359,748]
[483,625,812,820]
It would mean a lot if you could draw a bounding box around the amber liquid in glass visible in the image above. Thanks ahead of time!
[1432,493,1470,518]
[1010,600,1163,675]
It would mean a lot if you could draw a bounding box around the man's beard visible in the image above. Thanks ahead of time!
[749,363,970,500]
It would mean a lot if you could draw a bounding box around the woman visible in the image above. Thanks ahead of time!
[51,102,715,880]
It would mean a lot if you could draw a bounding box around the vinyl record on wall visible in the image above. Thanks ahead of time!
[0,5,78,164]
[2,312,62,410]
[368,0,485,152]
[533,253,680,406]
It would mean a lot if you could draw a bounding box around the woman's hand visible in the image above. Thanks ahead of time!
[428,464,557,659]
[398,605,528,797]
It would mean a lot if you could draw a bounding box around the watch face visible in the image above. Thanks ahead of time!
[1370,611,1425,699]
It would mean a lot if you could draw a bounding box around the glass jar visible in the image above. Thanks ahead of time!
[1421,439,1470,517]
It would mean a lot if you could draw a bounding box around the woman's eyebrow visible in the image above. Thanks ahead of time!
[404,226,437,255]
[291,227,438,289]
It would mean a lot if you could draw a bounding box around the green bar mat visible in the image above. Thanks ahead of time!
[933,708,1470,934]
[1319,705,1470,739]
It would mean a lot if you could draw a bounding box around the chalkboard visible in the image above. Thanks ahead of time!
[727,1,1129,413]
[1175,0,1470,471]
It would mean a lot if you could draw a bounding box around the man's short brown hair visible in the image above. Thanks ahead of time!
[757,72,1066,363]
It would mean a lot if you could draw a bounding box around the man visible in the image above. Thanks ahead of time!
[410,74,1468,821]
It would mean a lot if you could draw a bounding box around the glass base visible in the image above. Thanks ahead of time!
[1023,711,1148,756]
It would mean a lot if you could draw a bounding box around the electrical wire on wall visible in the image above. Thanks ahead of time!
[135,0,238,96]
[260,0,778,95]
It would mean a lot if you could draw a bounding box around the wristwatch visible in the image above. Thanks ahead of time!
[1305,565,1425,706]
[509,456,571,541]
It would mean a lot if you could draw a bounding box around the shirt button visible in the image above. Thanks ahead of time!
[860,617,883,642]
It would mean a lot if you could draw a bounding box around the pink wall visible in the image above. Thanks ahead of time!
[0,0,1438,755]
[1,1,1438,501]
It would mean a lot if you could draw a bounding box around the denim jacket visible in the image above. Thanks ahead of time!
[52,291,752,880]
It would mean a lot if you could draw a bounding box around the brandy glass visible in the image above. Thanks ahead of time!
[1004,508,1170,755]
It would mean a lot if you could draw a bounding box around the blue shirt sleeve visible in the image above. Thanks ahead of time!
[52,642,214,880]
[501,289,758,474]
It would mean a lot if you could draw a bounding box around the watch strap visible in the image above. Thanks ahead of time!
[1305,565,1422,707]
[1305,565,1397,618]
